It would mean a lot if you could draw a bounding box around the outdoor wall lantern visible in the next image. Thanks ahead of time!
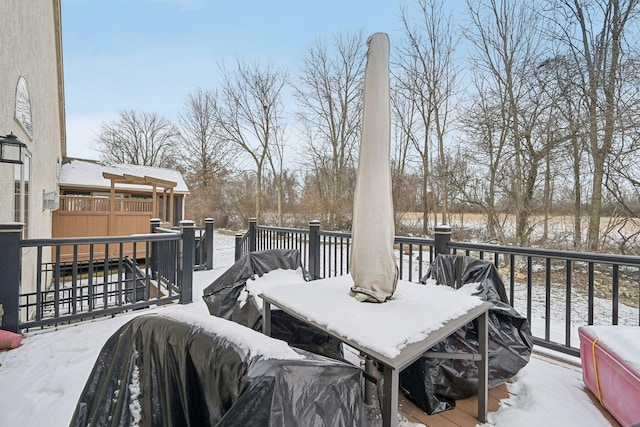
[0,132,26,164]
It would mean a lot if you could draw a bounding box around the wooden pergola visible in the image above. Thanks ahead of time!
[102,172,177,233]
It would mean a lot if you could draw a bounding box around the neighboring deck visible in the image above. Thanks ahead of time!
[396,351,621,427]
[54,163,188,262]
[53,195,175,262]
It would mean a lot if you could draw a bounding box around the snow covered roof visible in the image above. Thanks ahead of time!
[60,158,189,194]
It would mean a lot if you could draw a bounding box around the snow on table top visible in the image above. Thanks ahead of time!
[259,274,485,359]
[581,325,640,374]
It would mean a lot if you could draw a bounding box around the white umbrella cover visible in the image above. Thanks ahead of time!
[350,32,398,303]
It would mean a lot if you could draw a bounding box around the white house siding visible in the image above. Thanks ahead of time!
[0,0,65,297]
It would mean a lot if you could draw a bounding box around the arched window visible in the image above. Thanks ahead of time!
[15,76,33,138]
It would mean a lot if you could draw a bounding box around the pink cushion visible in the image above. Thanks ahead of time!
[0,329,23,350]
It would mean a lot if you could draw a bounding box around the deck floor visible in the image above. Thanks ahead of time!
[392,351,622,427]
[399,383,509,427]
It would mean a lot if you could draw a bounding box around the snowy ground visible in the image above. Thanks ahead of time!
[0,231,617,426]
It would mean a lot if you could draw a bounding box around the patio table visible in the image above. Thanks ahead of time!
[259,277,493,427]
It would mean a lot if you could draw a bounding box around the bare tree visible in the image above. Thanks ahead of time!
[546,0,640,250]
[93,110,180,167]
[216,60,288,222]
[177,87,236,224]
[396,0,459,231]
[391,72,423,231]
[264,121,287,226]
[457,75,510,242]
[465,0,549,246]
[535,53,590,248]
[294,30,365,229]
[600,59,640,253]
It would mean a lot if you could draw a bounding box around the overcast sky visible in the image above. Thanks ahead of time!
[61,0,413,160]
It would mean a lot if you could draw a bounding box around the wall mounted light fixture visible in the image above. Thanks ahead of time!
[0,132,26,164]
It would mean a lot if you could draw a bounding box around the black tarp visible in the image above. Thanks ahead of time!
[399,254,533,415]
[202,249,343,359]
[70,315,363,427]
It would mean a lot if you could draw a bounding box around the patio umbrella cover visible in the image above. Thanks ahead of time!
[350,32,398,303]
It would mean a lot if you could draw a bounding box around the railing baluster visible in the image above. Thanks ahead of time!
[89,244,94,312]
[527,256,533,325]
[346,237,350,274]
[612,264,619,325]
[335,237,339,277]
[36,246,43,321]
[509,254,515,307]
[103,244,109,309]
[399,243,404,280]
[54,245,61,320]
[588,262,595,325]
[72,245,78,315]
[565,260,572,347]
[545,257,551,341]
[408,244,413,282]
[118,243,124,306]
[339,237,344,276]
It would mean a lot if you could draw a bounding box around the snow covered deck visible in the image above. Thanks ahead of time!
[0,232,627,427]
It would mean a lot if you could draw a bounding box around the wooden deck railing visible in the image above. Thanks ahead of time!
[58,195,153,213]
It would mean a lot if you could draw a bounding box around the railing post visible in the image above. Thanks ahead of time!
[308,220,321,280]
[434,224,452,256]
[235,233,243,261]
[204,218,214,270]
[150,218,161,279]
[249,218,257,253]
[0,223,23,332]
[179,220,195,304]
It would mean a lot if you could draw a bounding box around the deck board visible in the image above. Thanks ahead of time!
[398,384,510,427]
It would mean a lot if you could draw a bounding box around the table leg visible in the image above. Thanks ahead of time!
[477,310,489,423]
[262,299,271,336]
[364,354,374,405]
[382,365,398,427]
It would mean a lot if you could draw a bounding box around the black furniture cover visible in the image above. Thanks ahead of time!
[70,314,363,426]
[202,249,343,359]
[399,254,533,414]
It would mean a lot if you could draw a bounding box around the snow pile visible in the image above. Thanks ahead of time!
[238,267,306,309]
[581,325,640,373]
[158,309,304,361]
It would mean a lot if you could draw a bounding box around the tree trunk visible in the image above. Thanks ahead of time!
[543,154,551,242]
[572,135,582,249]
[255,165,263,222]
[588,157,605,251]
